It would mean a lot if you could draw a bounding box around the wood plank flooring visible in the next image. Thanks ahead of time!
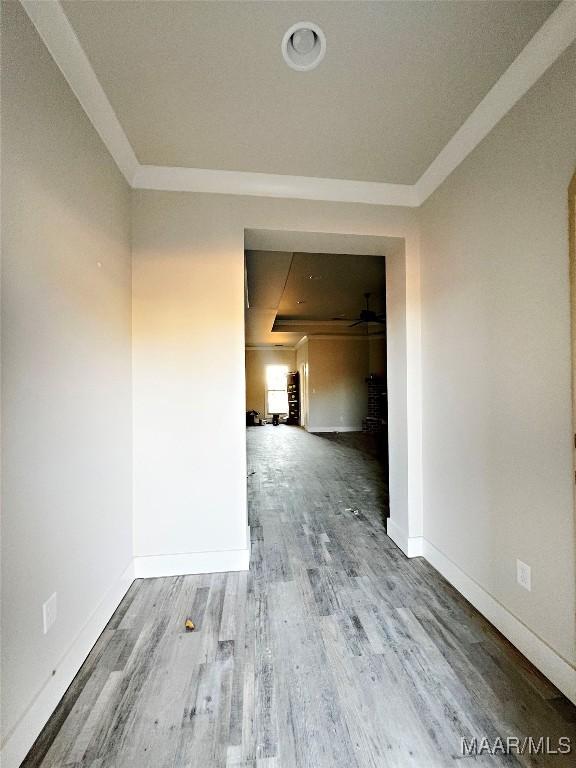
[23,426,576,767]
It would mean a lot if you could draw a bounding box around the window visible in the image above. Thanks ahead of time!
[266,365,289,414]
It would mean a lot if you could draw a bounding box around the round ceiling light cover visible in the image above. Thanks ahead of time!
[282,22,326,71]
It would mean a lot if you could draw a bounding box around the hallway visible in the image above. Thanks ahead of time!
[24,427,576,767]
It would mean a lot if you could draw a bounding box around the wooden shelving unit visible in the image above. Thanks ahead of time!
[286,371,300,425]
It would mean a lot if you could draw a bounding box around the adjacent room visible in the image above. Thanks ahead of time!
[244,249,391,568]
[3,1,576,766]
[245,250,388,427]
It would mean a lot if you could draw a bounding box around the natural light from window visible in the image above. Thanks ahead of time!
[266,365,289,414]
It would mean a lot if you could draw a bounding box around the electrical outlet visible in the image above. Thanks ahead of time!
[516,560,531,592]
[42,592,57,634]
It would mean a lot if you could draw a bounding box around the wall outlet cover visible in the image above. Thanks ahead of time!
[516,559,531,592]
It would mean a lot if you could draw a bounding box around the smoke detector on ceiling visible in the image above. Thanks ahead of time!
[282,22,326,71]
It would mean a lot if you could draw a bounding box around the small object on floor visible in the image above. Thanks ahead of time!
[272,413,280,426]
[246,410,260,427]
[353,509,360,516]
[185,619,195,632]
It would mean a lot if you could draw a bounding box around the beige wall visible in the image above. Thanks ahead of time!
[1,2,132,749]
[307,337,369,432]
[5,0,576,753]
[132,191,420,561]
[419,42,576,666]
[245,348,296,415]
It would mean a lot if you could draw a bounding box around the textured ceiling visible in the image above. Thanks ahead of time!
[245,251,386,346]
[62,0,558,184]
[277,252,386,321]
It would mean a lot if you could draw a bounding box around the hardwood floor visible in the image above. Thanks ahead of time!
[23,426,576,767]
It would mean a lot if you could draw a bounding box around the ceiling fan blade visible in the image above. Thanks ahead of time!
[349,319,365,327]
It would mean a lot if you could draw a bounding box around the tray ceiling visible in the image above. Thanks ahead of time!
[61,0,558,185]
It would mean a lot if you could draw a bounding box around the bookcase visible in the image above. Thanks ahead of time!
[286,371,300,425]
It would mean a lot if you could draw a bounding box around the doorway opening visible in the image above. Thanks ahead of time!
[244,242,393,535]
[242,225,418,556]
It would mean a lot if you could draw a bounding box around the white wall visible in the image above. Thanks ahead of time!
[245,348,296,416]
[132,193,421,572]
[307,337,369,432]
[419,42,576,672]
[296,338,309,428]
[5,3,576,759]
[385,251,410,549]
[1,3,133,761]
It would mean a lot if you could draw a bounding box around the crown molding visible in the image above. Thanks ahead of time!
[415,0,576,204]
[20,0,576,206]
[295,336,309,350]
[274,319,351,327]
[132,165,418,207]
[305,334,374,341]
[245,345,297,351]
[20,0,138,185]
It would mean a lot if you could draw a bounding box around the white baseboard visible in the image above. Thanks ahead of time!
[386,518,424,558]
[422,538,576,706]
[308,426,362,433]
[8,530,573,768]
[2,533,253,768]
[133,545,251,578]
[1,561,135,768]
[387,525,576,703]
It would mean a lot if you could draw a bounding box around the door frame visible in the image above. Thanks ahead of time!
[299,360,308,430]
[570,171,576,484]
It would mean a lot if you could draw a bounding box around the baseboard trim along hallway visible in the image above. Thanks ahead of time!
[6,515,574,768]
[387,523,576,707]
[2,536,253,768]
[386,517,424,558]
[1,562,136,768]
[421,538,576,706]
[133,541,252,579]
[17,429,576,767]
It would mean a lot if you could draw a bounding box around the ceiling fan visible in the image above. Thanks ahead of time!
[345,292,386,327]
